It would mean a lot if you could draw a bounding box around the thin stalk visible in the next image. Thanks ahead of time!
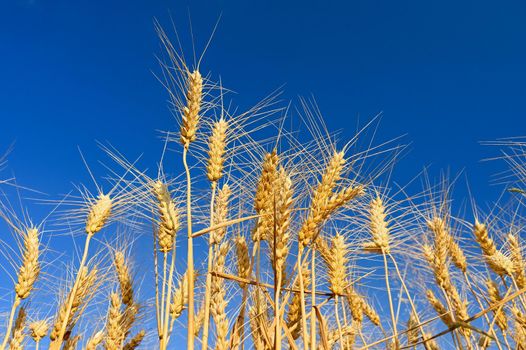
[275,271,283,350]
[382,249,398,344]
[388,253,433,350]
[0,296,20,350]
[201,181,217,348]
[310,248,316,350]
[297,246,309,349]
[184,146,196,350]
[154,220,162,336]
[50,233,93,350]
[159,251,167,342]
[161,233,178,349]
[335,296,345,350]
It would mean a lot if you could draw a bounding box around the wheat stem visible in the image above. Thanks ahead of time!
[202,180,217,348]
[183,146,196,350]
[0,297,20,350]
[310,248,316,350]
[382,249,399,343]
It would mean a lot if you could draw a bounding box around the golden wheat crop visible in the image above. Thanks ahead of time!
[1,24,526,350]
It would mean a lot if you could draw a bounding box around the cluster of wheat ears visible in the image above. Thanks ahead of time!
[1,27,526,350]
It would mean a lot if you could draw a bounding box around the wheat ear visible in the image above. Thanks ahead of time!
[486,279,508,331]
[29,320,49,349]
[474,220,513,276]
[211,242,230,350]
[85,331,104,350]
[63,335,81,350]
[206,118,228,182]
[104,292,125,350]
[152,181,179,253]
[8,307,26,350]
[0,228,40,350]
[253,150,280,242]
[508,233,526,289]
[123,330,146,350]
[180,69,203,146]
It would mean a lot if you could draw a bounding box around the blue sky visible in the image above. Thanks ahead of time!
[1,0,525,209]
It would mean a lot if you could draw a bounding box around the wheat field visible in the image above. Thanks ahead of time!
[1,25,526,350]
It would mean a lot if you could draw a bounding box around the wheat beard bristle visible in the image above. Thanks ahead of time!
[152,181,179,253]
[180,70,203,146]
[207,119,228,182]
[15,227,40,300]
[85,194,112,235]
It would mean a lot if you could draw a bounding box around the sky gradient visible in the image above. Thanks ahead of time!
[2,0,526,209]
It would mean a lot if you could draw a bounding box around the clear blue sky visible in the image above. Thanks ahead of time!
[0,1,525,345]
[1,0,525,214]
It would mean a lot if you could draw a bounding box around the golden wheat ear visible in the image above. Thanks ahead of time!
[8,306,26,350]
[180,70,203,146]
[85,331,104,350]
[0,226,41,350]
